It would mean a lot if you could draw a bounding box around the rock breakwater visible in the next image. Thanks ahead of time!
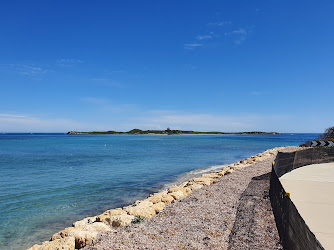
[29,147,285,250]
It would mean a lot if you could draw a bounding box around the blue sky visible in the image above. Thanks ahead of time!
[0,0,333,133]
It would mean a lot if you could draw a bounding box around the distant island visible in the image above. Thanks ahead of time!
[67,128,279,135]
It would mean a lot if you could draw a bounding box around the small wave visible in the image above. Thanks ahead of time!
[159,163,231,191]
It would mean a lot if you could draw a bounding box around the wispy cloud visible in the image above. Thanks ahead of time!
[184,43,203,50]
[208,21,232,26]
[134,110,292,132]
[0,113,82,133]
[225,28,248,36]
[0,64,48,77]
[225,27,250,45]
[0,114,27,118]
[196,35,212,40]
[56,58,84,66]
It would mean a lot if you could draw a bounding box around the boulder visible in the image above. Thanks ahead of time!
[152,202,165,213]
[169,190,185,200]
[68,230,98,249]
[51,227,77,241]
[96,209,127,224]
[81,222,111,232]
[179,181,190,188]
[73,216,96,228]
[124,200,156,218]
[148,193,164,204]
[187,183,203,191]
[192,177,213,186]
[180,187,192,196]
[111,214,135,227]
[161,194,175,203]
[28,236,75,250]
[168,185,180,193]
[226,169,235,174]
[202,173,220,179]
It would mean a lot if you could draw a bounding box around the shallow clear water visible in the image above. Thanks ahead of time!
[0,133,318,249]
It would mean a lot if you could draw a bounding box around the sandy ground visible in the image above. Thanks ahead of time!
[86,147,303,250]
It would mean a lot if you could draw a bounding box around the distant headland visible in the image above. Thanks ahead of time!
[67,128,279,135]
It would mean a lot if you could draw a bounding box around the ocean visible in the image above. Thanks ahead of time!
[0,133,318,249]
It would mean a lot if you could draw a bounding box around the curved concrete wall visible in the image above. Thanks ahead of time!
[270,148,334,250]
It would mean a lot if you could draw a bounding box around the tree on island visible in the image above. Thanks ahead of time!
[165,127,172,135]
[319,126,334,139]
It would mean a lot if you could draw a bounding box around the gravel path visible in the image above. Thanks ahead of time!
[87,147,301,250]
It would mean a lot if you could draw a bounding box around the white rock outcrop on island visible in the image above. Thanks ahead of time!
[29,147,285,250]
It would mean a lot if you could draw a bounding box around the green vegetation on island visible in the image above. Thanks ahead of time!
[67,128,279,135]
[319,126,334,140]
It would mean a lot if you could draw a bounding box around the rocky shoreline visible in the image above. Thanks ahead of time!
[29,147,298,250]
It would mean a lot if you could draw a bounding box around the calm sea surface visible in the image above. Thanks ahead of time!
[0,133,318,249]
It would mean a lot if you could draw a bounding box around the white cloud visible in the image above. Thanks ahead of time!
[0,114,27,118]
[135,110,292,132]
[0,113,82,133]
[0,110,325,133]
[56,58,84,66]
[225,28,247,36]
[184,43,203,49]
[0,64,47,76]
[196,35,212,40]
[209,21,232,26]
[225,28,249,45]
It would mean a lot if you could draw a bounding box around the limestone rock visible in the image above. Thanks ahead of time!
[226,169,235,174]
[218,167,230,175]
[179,181,190,188]
[202,173,220,179]
[187,183,203,191]
[161,194,175,203]
[124,200,156,218]
[68,230,98,249]
[28,236,75,250]
[73,216,96,228]
[168,185,180,193]
[111,214,135,227]
[51,227,77,241]
[169,190,185,200]
[148,193,164,204]
[96,208,127,224]
[192,177,213,186]
[152,202,165,213]
[81,222,111,232]
[180,187,192,196]
[125,206,156,218]
[230,166,243,170]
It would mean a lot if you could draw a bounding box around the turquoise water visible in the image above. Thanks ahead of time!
[0,133,318,249]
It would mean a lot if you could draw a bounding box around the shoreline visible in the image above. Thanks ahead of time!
[67,129,279,135]
[29,146,293,250]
